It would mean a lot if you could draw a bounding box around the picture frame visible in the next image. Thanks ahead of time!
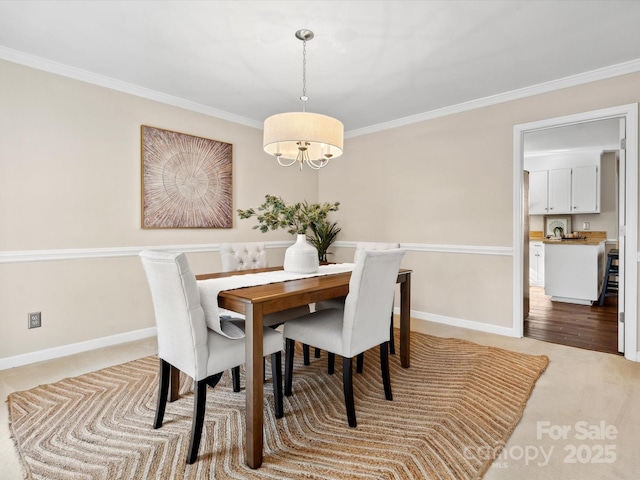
[141,125,233,228]
[544,215,572,238]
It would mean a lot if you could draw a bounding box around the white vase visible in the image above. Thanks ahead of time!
[284,234,319,274]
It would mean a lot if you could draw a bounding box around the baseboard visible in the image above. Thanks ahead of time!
[396,307,518,338]
[3,308,521,370]
[0,327,157,370]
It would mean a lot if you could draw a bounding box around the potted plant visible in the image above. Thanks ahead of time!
[307,220,341,263]
[238,195,340,272]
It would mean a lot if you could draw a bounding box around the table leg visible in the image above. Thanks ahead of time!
[400,273,411,368]
[245,303,264,468]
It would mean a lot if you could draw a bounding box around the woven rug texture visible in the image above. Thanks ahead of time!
[7,332,549,480]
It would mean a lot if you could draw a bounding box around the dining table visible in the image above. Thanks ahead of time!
[195,265,412,469]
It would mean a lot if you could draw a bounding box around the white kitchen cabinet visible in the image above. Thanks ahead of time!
[544,241,605,305]
[528,165,600,215]
[547,168,572,214]
[529,241,545,286]
[572,165,599,213]
[529,171,548,215]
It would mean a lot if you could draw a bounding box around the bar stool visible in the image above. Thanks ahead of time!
[598,249,619,306]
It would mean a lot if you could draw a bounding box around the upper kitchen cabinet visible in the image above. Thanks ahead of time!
[524,120,616,217]
[527,164,600,215]
[548,168,572,214]
[529,170,548,215]
[572,165,599,213]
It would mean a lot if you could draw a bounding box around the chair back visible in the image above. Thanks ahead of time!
[220,242,268,271]
[342,249,405,357]
[353,242,400,262]
[139,250,208,380]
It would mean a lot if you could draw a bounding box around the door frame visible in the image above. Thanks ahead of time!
[513,104,638,361]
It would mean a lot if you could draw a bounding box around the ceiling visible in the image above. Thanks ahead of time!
[2,1,640,135]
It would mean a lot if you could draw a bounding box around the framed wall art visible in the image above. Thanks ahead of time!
[544,215,571,238]
[141,126,232,228]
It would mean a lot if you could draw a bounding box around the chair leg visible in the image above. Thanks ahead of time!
[303,344,311,365]
[328,352,335,374]
[187,379,208,464]
[380,342,393,401]
[271,352,283,418]
[389,312,396,355]
[154,359,170,429]
[285,338,295,396]
[231,366,240,392]
[314,348,321,358]
[356,353,364,373]
[342,356,357,427]
[205,372,223,389]
[170,365,180,402]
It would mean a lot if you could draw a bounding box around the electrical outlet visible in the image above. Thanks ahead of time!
[28,312,41,329]
[582,222,590,230]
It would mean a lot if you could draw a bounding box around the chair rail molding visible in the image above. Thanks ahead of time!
[6,242,639,264]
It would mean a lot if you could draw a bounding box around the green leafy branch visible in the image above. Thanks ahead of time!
[237,194,340,236]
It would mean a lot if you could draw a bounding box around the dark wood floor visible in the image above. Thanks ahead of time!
[524,286,620,355]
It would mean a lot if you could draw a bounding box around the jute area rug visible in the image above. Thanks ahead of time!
[8,332,548,480]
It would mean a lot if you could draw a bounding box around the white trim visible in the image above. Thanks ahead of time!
[1,241,512,264]
[0,241,293,264]
[334,241,512,256]
[0,46,263,130]
[405,310,518,338]
[399,243,512,256]
[2,46,639,139]
[514,104,639,362]
[0,327,157,370]
[346,59,640,138]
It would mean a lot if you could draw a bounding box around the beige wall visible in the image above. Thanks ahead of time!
[319,71,640,341]
[0,60,315,359]
[2,58,640,364]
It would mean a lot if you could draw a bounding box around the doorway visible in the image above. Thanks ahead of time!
[524,126,620,354]
[513,104,638,362]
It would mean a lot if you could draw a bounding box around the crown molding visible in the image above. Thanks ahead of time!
[0,46,263,130]
[345,59,640,138]
[2,45,639,139]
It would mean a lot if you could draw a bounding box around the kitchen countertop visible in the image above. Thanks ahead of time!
[542,238,605,245]
[536,230,607,246]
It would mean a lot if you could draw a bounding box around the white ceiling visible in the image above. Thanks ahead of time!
[2,1,640,135]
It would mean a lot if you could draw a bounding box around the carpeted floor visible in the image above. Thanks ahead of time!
[7,332,548,479]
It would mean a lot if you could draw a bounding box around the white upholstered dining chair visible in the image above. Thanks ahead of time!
[219,241,310,390]
[311,242,401,367]
[218,241,309,328]
[283,248,405,427]
[220,242,268,271]
[139,250,284,464]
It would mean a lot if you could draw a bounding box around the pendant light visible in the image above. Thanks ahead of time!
[263,29,344,170]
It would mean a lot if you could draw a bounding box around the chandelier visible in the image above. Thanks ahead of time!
[263,29,344,170]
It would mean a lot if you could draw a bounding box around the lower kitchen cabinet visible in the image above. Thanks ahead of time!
[529,241,545,286]
[544,241,605,305]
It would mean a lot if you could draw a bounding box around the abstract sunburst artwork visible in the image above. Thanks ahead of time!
[141,126,232,228]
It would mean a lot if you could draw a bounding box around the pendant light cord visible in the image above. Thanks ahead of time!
[301,39,308,112]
